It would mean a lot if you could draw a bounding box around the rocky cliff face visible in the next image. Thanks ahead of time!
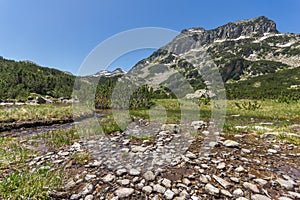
[164,16,278,54]
[128,16,300,90]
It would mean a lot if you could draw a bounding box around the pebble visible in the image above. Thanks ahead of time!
[117,179,130,186]
[233,188,244,197]
[251,194,271,200]
[143,171,155,181]
[84,194,94,200]
[213,175,231,189]
[199,174,208,183]
[129,168,141,176]
[102,174,115,182]
[235,166,245,173]
[254,178,268,186]
[162,178,172,188]
[223,140,240,148]
[142,186,153,194]
[164,189,175,199]
[204,183,219,195]
[115,187,134,198]
[267,149,277,154]
[243,182,260,193]
[153,184,166,194]
[116,168,127,176]
[276,178,295,189]
[216,162,226,170]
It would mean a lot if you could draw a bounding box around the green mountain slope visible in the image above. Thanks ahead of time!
[0,57,75,99]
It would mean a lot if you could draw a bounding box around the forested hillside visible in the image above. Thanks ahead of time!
[0,57,75,99]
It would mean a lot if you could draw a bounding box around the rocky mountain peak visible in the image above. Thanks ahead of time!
[165,16,278,54]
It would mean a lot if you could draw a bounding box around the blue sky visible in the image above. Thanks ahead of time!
[0,0,300,75]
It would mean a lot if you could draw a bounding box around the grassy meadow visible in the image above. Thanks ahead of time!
[0,99,299,199]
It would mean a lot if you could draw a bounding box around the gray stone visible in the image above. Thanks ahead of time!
[182,178,191,186]
[80,183,93,196]
[252,194,271,200]
[241,148,251,154]
[221,189,232,197]
[199,174,208,183]
[161,124,181,133]
[129,168,141,176]
[213,175,231,189]
[278,197,293,200]
[116,168,127,176]
[216,162,226,170]
[230,177,240,183]
[288,191,300,199]
[204,183,219,195]
[164,189,175,199]
[70,194,81,200]
[85,174,96,181]
[254,178,268,186]
[191,121,206,129]
[117,179,130,186]
[153,184,166,194]
[102,174,115,182]
[162,178,172,188]
[84,195,94,200]
[235,166,245,173]
[142,186,153,194]
[143,171,155,181]
[267,149,277,154]
[223,140,240,148]
[243,182,260,193]
[276,178,294,189]
[233,188,244,197]
[115,187,134,198]
[186,151,197,159]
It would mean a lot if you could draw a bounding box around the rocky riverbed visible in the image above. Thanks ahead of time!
[7,119,300,200]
